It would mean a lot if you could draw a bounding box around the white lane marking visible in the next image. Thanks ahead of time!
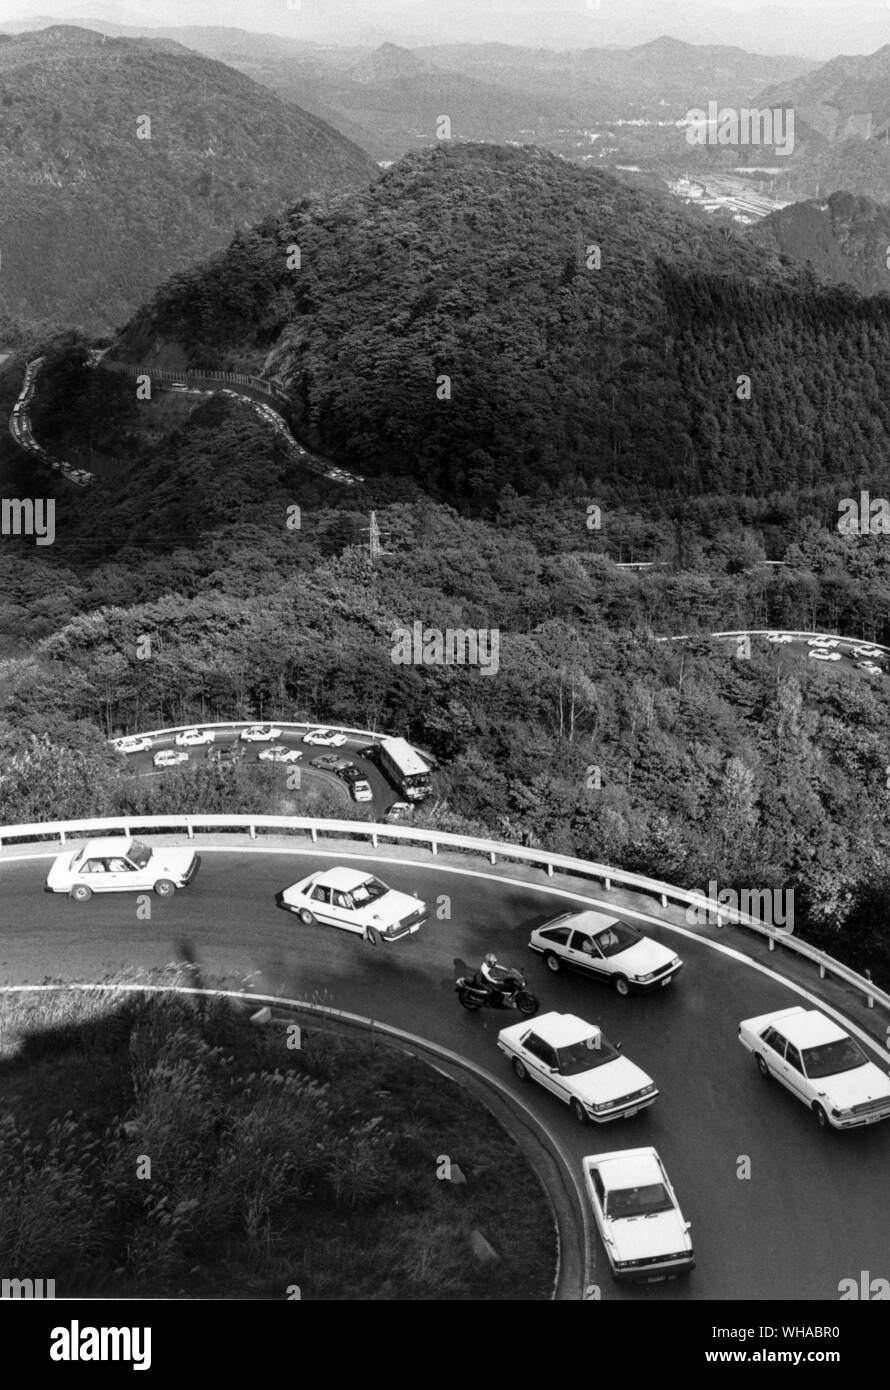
[6,844,888,1061]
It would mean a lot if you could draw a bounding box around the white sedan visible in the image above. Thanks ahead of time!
[766,632,793,644]
[258,744,303,763]
[807,637,839,648]
[851,646,883,659]
[529,909,683,995]
[808,650,841,662]
[45,836,201,901]
[240,724,283,742]
[351,779,374,802]
[115,736,153,754]
[583,1147,694,1282]
[154,749,189,767]
[174,728,216,747]
[498,1012,658,1123]
[278,866,427,944]
[857,661,883,676]
[739,1006,890,1129]
[302,728,348,747]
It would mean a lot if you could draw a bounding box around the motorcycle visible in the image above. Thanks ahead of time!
[455,966,539,1016]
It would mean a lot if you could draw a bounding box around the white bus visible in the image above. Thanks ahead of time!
[377,737,432,801]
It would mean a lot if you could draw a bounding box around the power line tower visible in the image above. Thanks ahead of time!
[364,511,391,563]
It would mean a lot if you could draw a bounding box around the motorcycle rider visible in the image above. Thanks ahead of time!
[479,952,517,1001]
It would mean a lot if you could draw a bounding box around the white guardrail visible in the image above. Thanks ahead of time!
[112,720,386,745]
[2,814,887,1014]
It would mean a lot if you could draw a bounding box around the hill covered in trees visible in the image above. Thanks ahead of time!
[106,141,890,509]
[0,25,376,335]
[750,191,890,297]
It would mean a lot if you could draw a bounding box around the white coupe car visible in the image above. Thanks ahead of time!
[766,632,793,644]
[240,724,283,742]
[807,637,839,648]
[583,1147,695,1282]
[857,661,883,676]
[154,749,189,768]
[529,909,683,995]
[277,866,427,944]
[808,650,841,662]
[115,736,153,754]
[498,1012,658,1123]
[45,836,201,901]
[302,728,348,747]
[851,646,883,659]
[739,1007,890,1130]
[258,744,303,762]
[175,728,216,747]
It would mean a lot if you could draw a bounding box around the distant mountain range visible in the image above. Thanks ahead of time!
[0,25,375,334]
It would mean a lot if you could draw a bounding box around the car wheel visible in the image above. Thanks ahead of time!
[298,908,315,926]
[813,1103,829,1129]
[512,1058,529,1082]
[756,1054,770,1079]
[365,926,382,947]
[545,952,561,973]
[69,883,92,902]
[571,1099,588,1125]
[613,975,630,997]
[153,879,176,897]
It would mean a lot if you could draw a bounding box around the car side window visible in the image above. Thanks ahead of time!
[108,859,130,872]
[332,891,351,909]
[523,1035,545,1062]
[571,932,598,956]
[311,886,331,904]
[762,1028,784,1054]
[542,925,571,945]
[785,1044,804,1073]
[84,859,106,873]
[591,1170,606,1207]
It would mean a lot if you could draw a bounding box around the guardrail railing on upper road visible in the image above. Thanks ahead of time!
[2,814,886,1014]
[658,629,890,655]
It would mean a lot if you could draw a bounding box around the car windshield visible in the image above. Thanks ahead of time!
[802,1037,867,1079]
[127,841,152,869]
[348,877,389,907]
[557,1038,619,1074]
[606,1182,673,1219]
[594,923,639,957]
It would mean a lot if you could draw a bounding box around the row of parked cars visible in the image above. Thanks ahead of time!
[764,632,885,674]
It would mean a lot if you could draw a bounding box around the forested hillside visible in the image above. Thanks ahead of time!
[0,25,376,334]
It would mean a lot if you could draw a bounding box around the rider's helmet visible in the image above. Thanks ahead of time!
[484,953,498,966]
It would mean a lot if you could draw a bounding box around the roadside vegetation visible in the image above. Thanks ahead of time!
[0,987,554,1299]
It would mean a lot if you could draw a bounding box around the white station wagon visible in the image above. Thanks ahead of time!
[498,1012,658,1123]
[529,909,683,995]
[739,1006,890,1130]
[278,866,428,944]
[45,837,201,901]
[583,1147,694,1282]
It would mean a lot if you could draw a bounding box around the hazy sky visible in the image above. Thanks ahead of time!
[4,0,890,58]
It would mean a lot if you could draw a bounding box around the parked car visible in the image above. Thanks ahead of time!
[351,779,374,802]
[335,762,364,783]
[499,1012,658,1123]
[851,646,883,659]
[383,801,414,824]
[302,728,348,747]
[258,744,303,763]
[856,661,883,676]
[766,632,793,644]
[529,909,683,995]
[808,650,841,662]
[583,1147,694,1282]
[240,724,283,742]
[310,754,352,773]
[153,749,189,768]
[807,637,839,648]
[277,866,428,944]
[356,745,379,761]
[175,728,216,747]
[738,1006,890,1129]
[45,836,201,901]
[206,743,244,766]
[115,736,152,754]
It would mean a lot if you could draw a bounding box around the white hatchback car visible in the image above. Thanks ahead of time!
[857,661,883,676]
[302,728,348,747]
[278,866,427,944]
[529,909,683,995]
[739,1006,890,1129]
[154,749,189,767]
[45,837,201,901]
[115,736,153,754]
[240,725,283,742]
[175,728,216,747]
[766,632,793,644]
[498,1012,658,1123]
[583,1147,694,1282]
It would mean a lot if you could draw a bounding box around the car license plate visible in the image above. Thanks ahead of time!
[661,977,671,987]
[624,1107,638,1119]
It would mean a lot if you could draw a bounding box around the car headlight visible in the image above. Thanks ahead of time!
[637,970,658,983]
[640,1084,657,1096]
[590,1100,613,1113]
[831,1107,853,1118]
